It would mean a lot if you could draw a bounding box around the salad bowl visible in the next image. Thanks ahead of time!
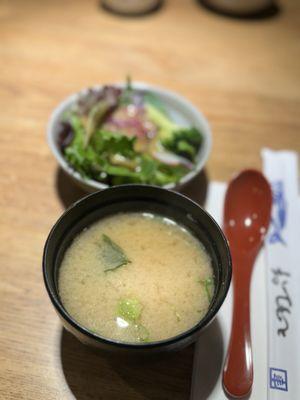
[47,81,212,192]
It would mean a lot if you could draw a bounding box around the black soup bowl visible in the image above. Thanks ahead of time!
[43,184,231,355]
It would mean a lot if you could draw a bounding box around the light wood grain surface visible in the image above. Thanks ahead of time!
[0,0,299,399]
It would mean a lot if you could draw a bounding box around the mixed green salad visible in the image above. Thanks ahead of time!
[58,79,203,186]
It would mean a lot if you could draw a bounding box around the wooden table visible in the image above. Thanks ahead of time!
[0,0,299,398]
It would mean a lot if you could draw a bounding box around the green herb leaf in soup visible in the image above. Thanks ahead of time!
[100,234,130,272]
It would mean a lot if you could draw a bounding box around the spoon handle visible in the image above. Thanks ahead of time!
[223,252,254,398]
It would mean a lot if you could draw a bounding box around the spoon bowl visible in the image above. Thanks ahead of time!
[224,170,272,254]
[222,169,272,398]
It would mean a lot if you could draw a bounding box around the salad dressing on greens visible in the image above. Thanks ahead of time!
[58,79,203,186]
[59,212,214,343]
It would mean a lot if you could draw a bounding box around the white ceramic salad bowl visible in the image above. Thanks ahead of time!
[47,82,212,192]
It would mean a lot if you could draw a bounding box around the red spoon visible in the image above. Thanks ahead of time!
[222,170,272,398]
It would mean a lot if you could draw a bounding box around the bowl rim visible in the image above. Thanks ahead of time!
[47,81,212,191]
[43,184,231,349]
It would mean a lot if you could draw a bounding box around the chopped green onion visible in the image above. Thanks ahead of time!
[117,298,142,322]
[199,277,214,302]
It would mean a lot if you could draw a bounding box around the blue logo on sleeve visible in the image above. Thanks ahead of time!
[269,181,287,246]
[270,368,288,391]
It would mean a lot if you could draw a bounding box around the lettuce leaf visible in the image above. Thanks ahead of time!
[63,114,190,185]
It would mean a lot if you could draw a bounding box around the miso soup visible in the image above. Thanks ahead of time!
[59,212,214,343]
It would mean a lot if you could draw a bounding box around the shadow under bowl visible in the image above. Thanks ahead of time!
[43,184,231,355]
